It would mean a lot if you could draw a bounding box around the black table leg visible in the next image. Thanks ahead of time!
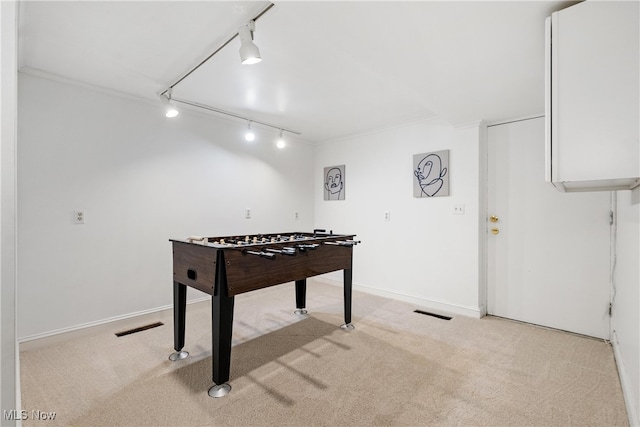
[341,268,354,330]
[169,281,189,361]
[209,253,235,398]
[294,279,308,315]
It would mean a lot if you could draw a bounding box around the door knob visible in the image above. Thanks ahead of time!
[490,215,499,223]
[491,228,499,235]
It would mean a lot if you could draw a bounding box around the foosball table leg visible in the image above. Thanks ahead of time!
[341,268,355,330]
[209,253,235,398]
[169,281,189,361]
[294,279,308,315]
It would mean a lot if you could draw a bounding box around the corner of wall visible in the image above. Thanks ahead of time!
[1,0,19,421]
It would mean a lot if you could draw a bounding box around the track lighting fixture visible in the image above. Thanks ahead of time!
[158,96,300,141]
[276,130,285,149]
[238,20,262,65]
[160,89,179,118]
[245,121,256,141]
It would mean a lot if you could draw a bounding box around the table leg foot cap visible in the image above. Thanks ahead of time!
[294,309,308,316]
[169,351,189,361]
[208,383,231,398]
[340,323,355,331]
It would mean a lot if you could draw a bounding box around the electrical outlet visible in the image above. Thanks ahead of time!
[294,211,299,221]
[245,208,251,219]
[74,210,85,224]
[453,204,465,215]
[384,211,391,221]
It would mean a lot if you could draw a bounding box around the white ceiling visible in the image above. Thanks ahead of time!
[18,1,578,143]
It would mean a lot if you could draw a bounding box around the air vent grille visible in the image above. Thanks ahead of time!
[413,310,452,321]
[115,322,164,337]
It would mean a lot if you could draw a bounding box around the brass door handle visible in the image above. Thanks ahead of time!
[490,215,499,223]
[491,228,499,235]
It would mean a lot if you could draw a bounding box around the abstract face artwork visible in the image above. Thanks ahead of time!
[413,150,449,197]
[324,165,345,200]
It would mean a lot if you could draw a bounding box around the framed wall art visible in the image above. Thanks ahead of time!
[413,150,449,197]
[324,165,345,200]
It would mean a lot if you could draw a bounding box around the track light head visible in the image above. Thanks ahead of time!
[238,21,262,65]
[276,130,285,149]
[165,104,179,118]
[160,89,179,118]
[245,121,255,141]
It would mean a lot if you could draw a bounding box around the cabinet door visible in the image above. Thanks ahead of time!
[547,1,639,190]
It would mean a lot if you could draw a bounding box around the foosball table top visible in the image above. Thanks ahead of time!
[170,231,356,249]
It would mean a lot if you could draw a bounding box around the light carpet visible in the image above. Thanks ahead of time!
[19,281,628,426]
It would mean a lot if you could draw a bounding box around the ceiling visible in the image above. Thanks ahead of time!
[18,1,578,143]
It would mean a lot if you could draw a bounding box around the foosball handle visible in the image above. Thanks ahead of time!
[243,249,276,260]
[187,236,208,244]
[266,248,297,256]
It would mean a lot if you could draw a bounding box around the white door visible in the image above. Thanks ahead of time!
[487,117,611,339]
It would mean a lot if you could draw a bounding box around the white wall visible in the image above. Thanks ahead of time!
[17,73,315,340]
[314,118,482,317]
[612,187,640,426]
[1,0,18,421]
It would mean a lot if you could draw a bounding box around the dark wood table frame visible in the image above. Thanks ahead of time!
[169,233,356,397]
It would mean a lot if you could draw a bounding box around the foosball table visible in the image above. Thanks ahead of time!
[169,230,359,397]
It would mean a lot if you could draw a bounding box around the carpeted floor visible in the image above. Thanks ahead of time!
[20,280,628,426]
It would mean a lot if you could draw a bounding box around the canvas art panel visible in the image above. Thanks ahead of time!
[413,150,449,197]
[324,165,345,200]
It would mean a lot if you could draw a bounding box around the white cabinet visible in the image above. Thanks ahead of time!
[545,1,639,192]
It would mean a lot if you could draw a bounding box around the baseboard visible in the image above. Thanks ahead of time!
[18,296,210,351]
[611,330,639,427]
[312,276,482,319]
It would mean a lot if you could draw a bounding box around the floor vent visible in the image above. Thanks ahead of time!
[115,322,164,337]
[413,310,452,321]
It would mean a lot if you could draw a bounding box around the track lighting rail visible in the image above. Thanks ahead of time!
[172,97,301,136]
[158,2,274,98]
[156,2,292,138]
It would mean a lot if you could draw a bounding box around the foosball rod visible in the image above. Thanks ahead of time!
[265,247,297,256]
[241,249,276,260]
[323,240,361,246]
